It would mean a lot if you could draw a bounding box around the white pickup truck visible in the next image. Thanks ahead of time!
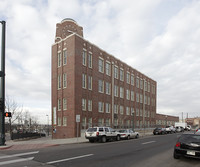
[85,127,121,143]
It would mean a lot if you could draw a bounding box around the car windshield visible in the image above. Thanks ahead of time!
[179,134,200,143]
[118,130,127,133]
[87,128,97,132]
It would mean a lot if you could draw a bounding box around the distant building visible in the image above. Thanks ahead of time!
[51,18,157,139]
[155,113,179,127]
[185,117,200,127]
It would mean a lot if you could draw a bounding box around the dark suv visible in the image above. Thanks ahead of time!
[153,127,166,135]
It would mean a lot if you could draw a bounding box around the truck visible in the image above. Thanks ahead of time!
[175,122,187,130]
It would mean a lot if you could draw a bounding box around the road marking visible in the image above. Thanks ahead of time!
[0,157,34,166]
[46,154,94,164]
[0,151,39,159]
[142,141,156,145]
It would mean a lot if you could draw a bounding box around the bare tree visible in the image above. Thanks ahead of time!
[5,96,23,135]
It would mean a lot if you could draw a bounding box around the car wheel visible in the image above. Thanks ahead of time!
[116,135,120,141]
[135,134,139,139]
[89,139,94,143]
[101,136,107,143]
[173,152,180,159]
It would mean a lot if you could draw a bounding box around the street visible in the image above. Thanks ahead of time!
[0,133,200,167]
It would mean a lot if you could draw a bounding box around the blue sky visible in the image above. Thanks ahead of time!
[1,0,200,123]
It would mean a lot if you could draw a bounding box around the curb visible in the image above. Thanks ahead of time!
[0,145,13,150]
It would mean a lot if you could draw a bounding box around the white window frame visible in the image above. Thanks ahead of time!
[98,101,104,113]
[82,49,87,66]
[120,68,124,81]
[114,85,118,97]
[114,66,118,79]
[126,89,130,100]
[99,57,104,73]
[105,82,111,95]
[57,51,62,67]
[63,49,67,65]
[63,73,67,88]
[58,99,61,111]
[131,74,134,85]
[131,91,134,101]
[88,75,92,90]
[126,72,130,84]
[82,74,87,89]
[63,98,67,110]
[82,98,86,111]
[98,80,104,93]
[88,100,92,111]
[120,87,124,98]
[88,52,92,68]
[58,75,61,89]
[105,61,111,76]
[105,103,110,113]
[63,117,67,126]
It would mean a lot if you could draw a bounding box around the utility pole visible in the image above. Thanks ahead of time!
[0,21,6,146]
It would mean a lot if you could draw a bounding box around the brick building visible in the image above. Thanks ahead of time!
[51,18,157,139]
[155,113,179,127]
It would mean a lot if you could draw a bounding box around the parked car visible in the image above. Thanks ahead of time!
[85,127,121,143]
[174,134,200,159]
[195,128,200,135]
[186,125,191,131]
[117,129,139,140]
[165,126,172,134]
[176,126,184,132]
[169,126,176,133]
[153,128,166,135]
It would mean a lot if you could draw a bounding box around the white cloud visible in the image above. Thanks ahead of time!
[1,0,200,123]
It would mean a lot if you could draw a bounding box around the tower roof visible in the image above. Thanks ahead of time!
[61,18,77,24]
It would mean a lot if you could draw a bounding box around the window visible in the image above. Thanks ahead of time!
[126,89,130,100]
[82,117,86,128]
[88,100,92,111]
[88,52,92,68]
[99,58,104,73]
[114,85,118,97]
[88,118,92,127]
[144,81,147,91]
[131,91,134,101]
[136,93,139,102]
[105,118,110,126]
[126,107,130,115]
[105,62,111,76]
[120,105,124,115]
[120,68,124,81]
[140,79,143,89]
[105,82,111,95]
[114,104,118,114]
[148,82,150,92]
[82,98,86,111]
[88,76,92,90]
[98,102,104,112]
[140,109,143,116]
[63,98,67,110]
[140,94,143,103]
[98,80,104,93]
[136,77,139,88]
[63,117,67,126]
[148,96,150,105]
[126,72,130,84]
[98,118,104,126]
[58,117,61,126]
[82,74,87,89]
[58,75,61,89]
[58,52,61,67]
[136,108,139,116]
[82,50,87,66]
[63,49,67,65]
[144,95,147,104]
[105,103,110,113]
[131,108,134,115]
[114,66,118,79]
[58,99,61,111]
[152,84,156,94]
[120,87,124,98]
[131,74,134,85]
[114,118,118,126]
[63,73,67,88]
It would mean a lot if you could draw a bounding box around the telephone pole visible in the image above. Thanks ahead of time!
[0,21,6,146]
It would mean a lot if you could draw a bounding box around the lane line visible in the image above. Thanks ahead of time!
[0,151,39,159]
[142,141,156,145]
[46,154,94,164]
[0,157,34,166]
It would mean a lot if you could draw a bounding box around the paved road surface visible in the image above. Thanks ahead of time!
[0,132,199,167]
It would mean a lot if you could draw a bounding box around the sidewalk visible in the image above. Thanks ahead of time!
[0,130,153,151]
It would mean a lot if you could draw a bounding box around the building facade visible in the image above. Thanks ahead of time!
[51,19,157,139]
[155,113,179,127]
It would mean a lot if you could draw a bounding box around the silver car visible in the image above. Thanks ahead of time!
[118,129,139,140]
